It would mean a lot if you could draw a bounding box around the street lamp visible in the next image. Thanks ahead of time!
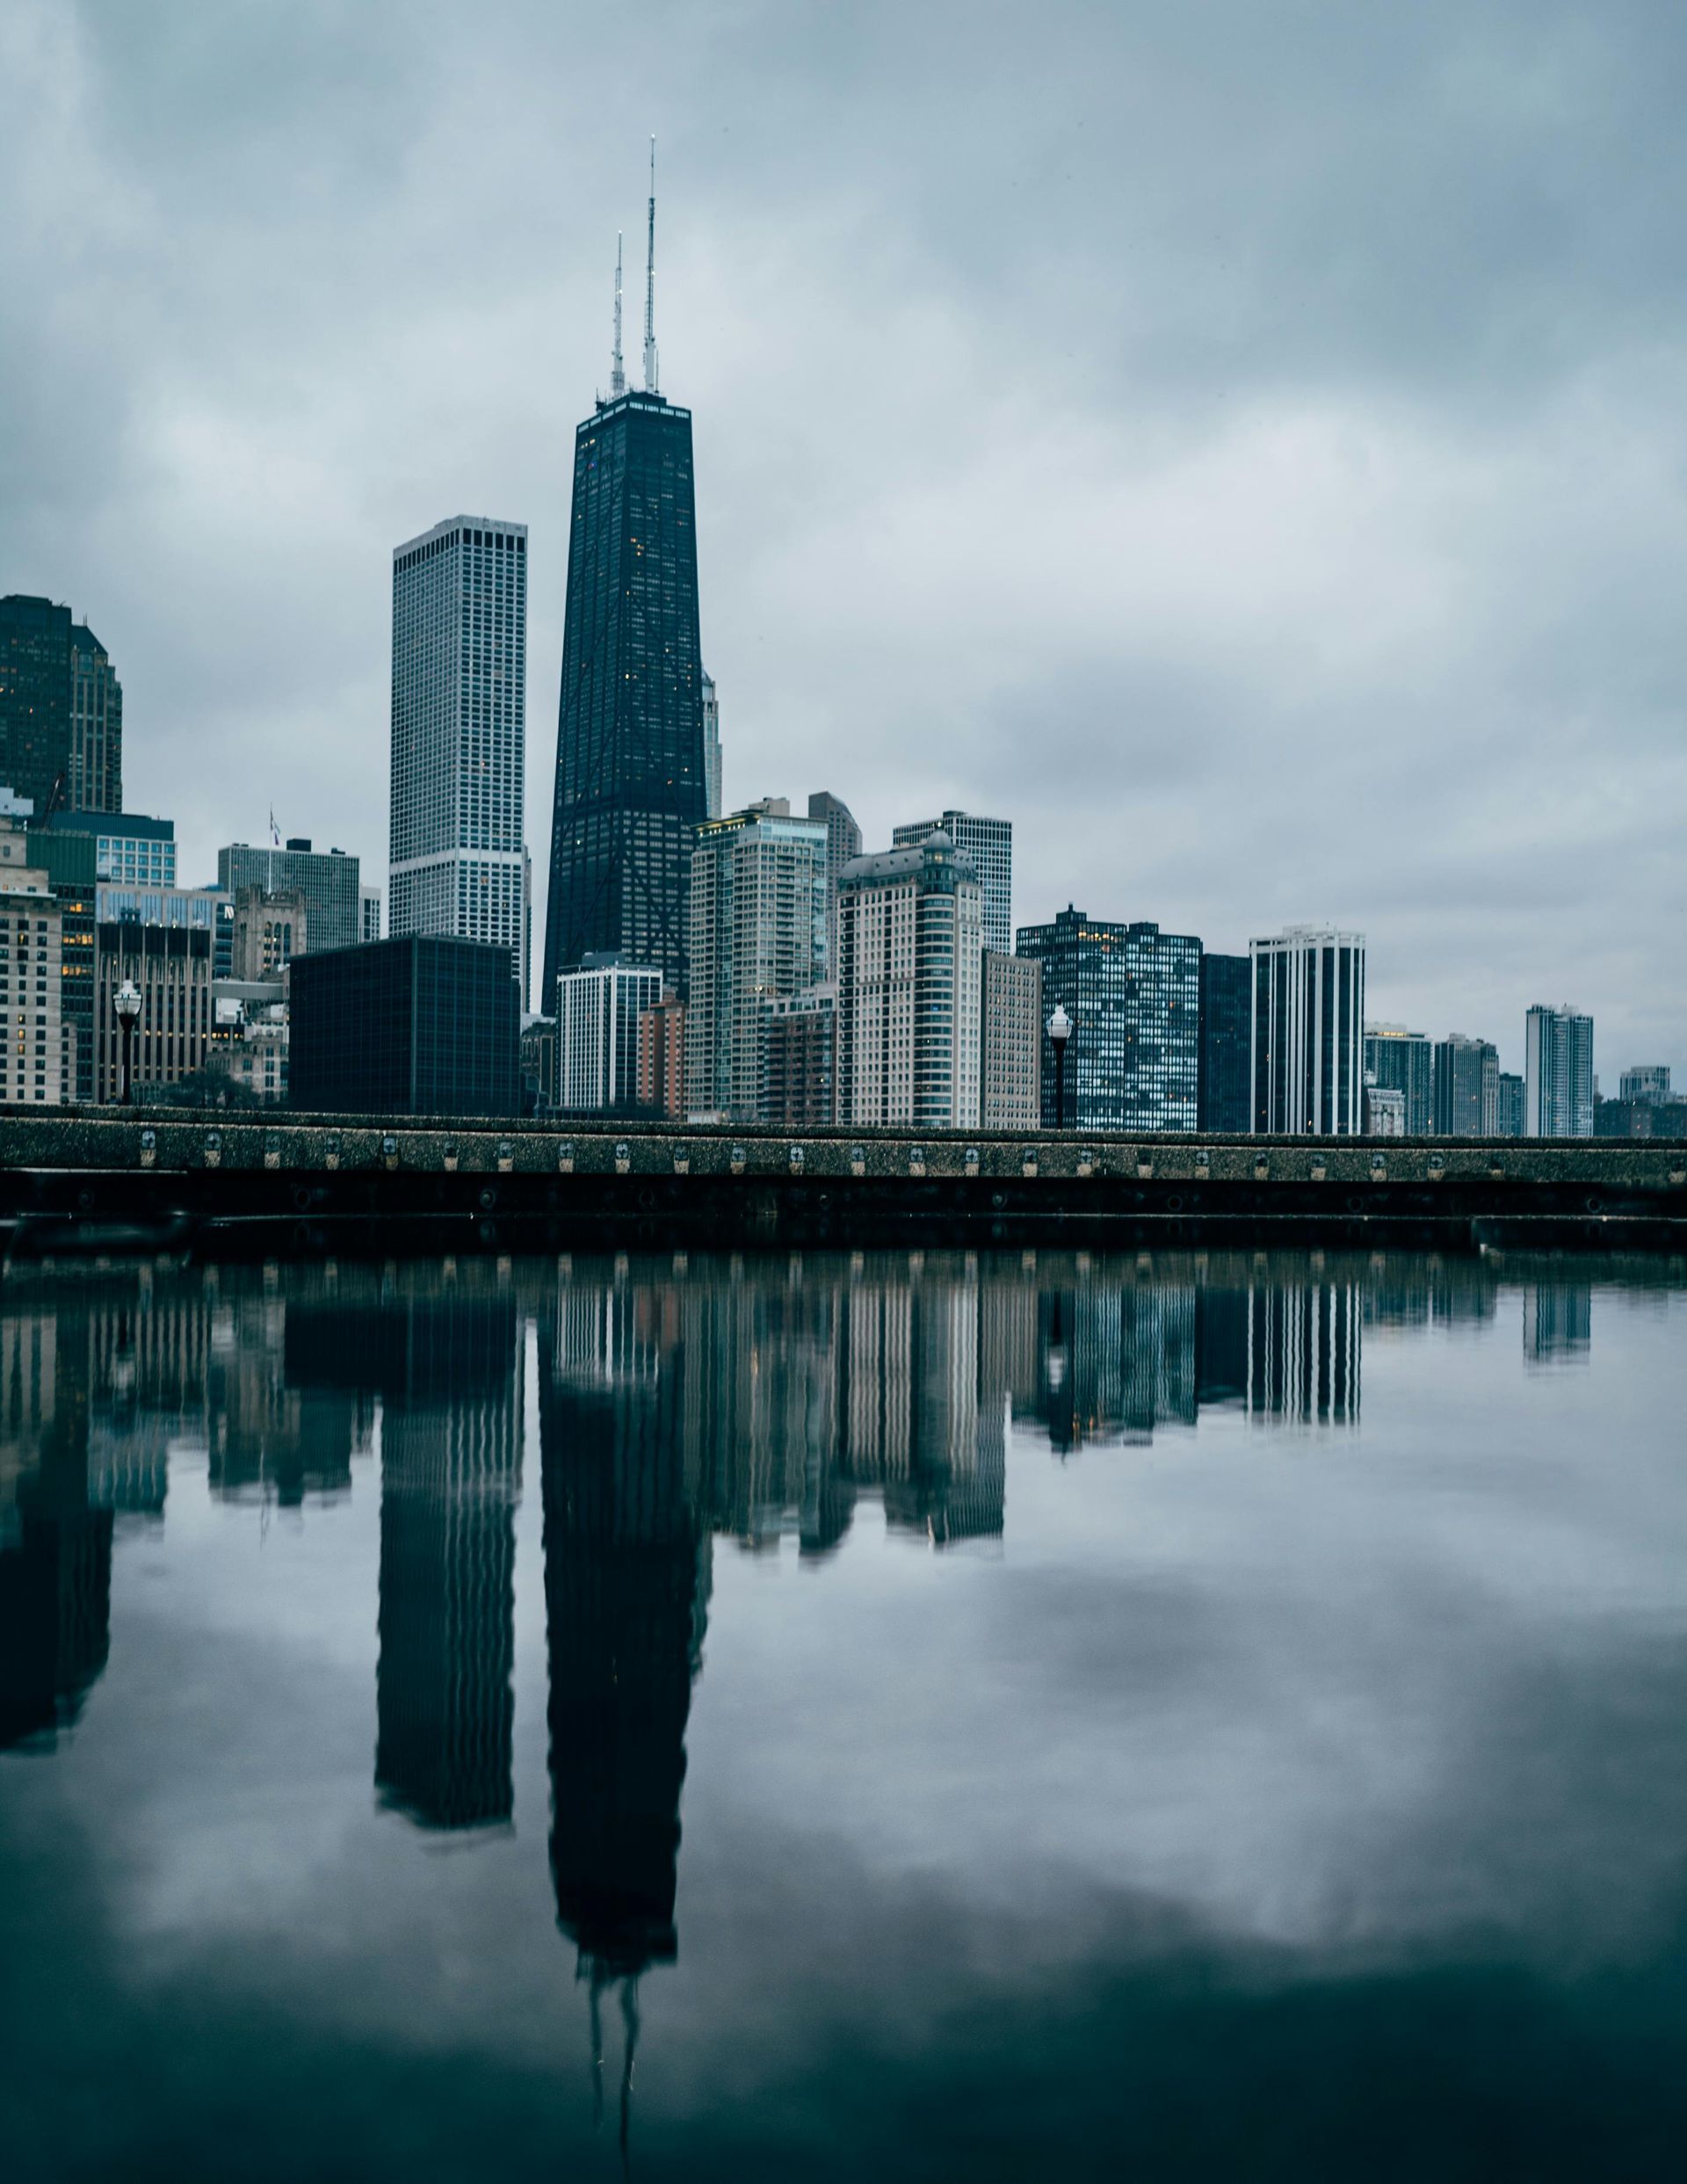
[113,979,141,1106]
[1047,1005,1073,1131]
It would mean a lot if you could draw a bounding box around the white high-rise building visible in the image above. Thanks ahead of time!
[1524,1005,1594,1137]
[555,954,663,1112]
[390,517,529,1003]
[701,670,723,823]
[1249,926,1365,1136]
[837,829,982,1128]
[891,809,1011,957]
[359,884,381,944]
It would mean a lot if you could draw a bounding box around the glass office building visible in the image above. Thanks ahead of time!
[218,839,360,957]
[289,937,519,1116]
[390,517,529,1000]
[543,388,706,1003]
[1249,926,1366,1136]
[0,595,72,818]
[1014,907,1201,1133]
[1363,1024,1433,1136]
[1524,1004,1594,1138]
[1198,953,1251,1134]
[1433,1034,1499,1135]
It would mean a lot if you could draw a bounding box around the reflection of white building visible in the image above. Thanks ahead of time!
[1247,1276,1361,1424]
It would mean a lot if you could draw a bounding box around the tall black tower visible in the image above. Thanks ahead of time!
[543,157,706,1007]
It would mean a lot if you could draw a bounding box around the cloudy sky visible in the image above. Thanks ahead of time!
[3,0,1683,1077]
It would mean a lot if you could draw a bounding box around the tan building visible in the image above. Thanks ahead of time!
[231,886,307,981]
[95,922,214,1101]
[836,830,982,1129]
[981,950,1041,1128]
[637,996,685,1117]
[0,824,65,1107]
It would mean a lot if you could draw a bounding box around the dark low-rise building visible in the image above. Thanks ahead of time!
[289,936,519,1115]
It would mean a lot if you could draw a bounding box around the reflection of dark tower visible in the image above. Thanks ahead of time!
[539,1282,707,1980]
[0,1303,112,1752]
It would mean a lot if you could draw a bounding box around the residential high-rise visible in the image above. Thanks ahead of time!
[1524,1005,1594,1138]
[807,791,861,988]
[684,800,828,1122]
[25,822,95,1103]
[390,517,529,1001]
[0,595,73,819]
[289,936,519,1116]
[360,885,382,945]
[1014,908,1201,1133]
[892,810,1011,956]
[637,994,685,1117]
[701,670,722,822]
[1496,1070,1525,1138]
[544,198,705,1005]
[1620,1065,1671,1106]
[981,950,1041,1128]
[765,984,837,1126]
[0,824,64,1107]
[68,624,121,815]
[1199,954,1253,1134]
[1433,1033,1499,1136]
[219,840,360,955]
[555,954,662,1112]
[1249,926,1365,1136]
[1363,1024,1432,1136]
[836,830,982,1128]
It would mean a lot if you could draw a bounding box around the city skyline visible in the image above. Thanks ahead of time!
[1,7,1683,1080]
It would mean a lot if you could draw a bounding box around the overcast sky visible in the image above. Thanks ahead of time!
[3,0,1683,1077]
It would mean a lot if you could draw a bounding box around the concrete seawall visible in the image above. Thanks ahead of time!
[1,1110,1682,1259]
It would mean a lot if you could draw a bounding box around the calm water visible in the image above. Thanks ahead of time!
[2,1248,1684,2180]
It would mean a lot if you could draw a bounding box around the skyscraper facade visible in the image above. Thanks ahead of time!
[1620,1065,1670,1106]
[1249,926,1365,1136]
[68,624,121,815]
[807,791,861,988]
[1363,1024,1433,1136]
[544,388,705,1002]
[701,670,722,821]
[0,595,72,818]
[390,517,529,1001]
[1433,1033,1499,1136]
[981,949,1042,1128]
[1013,908,1201,1133]
[1524,1004,1594,1137]
[684,799,828,1121]
[1198,953,1252,1134]
[555,954,663,1112]
[219,839,359,954]
[0,826,64,1107]
[836,831,982,1128]
[1496,1070,1525,1138]
[892,810,1012,956]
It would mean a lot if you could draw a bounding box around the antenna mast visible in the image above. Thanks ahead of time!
[642,135,659,393]
[610,231,625,398]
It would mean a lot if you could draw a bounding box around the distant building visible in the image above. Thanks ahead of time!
[46,808,174,888]
[219,839,360,956]
[892,810,1011,957]
[556,954,663,1113]
[94,922,213,1102]
[1524,1005,1594,1138]
[390,516,529,999]
[837,830,982,1128]
[230,887,306,982]
[1433,1034,1499,1136]
[67,623,122,815]
[95,882,232,980]
[289,937,519,1116]
[701,671,723,822]
[684,799,828,1122]
[765,984,837,1127]
[519,1016,558,1112]
[1496,1070,1525,1138]
[1014,907,1200,1133]
[1620,1065,1670,1106]
[206,981,289,1104]
[981,950,1041,1128]
[0,595,72,818]
[637,995,685,1119]
[807,791,861,984]
[24,822,95,1103]
[1364,1081,1406,1136]
[1249,927,1365,1136]
[360,885,382,945]
[1198,954,1252,1134]
[0,825,64,1105]
[1363,1024,1433,1136]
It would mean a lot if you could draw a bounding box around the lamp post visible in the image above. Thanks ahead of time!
[113,979,141,1106]
[1047,1005,1073,1131]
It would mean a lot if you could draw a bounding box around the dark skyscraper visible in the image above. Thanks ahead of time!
[543,175,705,1007]
[1198,952,1251,1133]
[0,595,74,817]
[1015,907,1201,1132]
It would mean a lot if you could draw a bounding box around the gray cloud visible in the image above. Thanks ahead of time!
[0,0,1683,1072]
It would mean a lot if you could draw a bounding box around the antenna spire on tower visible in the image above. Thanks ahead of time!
[642,135,659,394]
[611,231,625,398]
